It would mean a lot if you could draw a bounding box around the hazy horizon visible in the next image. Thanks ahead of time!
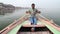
[0,0,60,8]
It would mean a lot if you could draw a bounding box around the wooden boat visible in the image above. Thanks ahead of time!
[0,14,60,34]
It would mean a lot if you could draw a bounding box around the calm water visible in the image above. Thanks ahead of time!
[0,8,60,30]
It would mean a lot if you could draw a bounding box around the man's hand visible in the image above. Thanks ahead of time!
[37,11,41,14]
[26,11,29,14]
[26,11,31,14]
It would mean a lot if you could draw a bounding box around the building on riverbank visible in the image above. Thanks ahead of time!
[0,3,15,15]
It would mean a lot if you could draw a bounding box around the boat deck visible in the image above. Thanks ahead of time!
[0,15,60,34]
[7,21,53,34]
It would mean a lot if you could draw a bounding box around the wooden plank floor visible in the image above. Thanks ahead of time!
[17,26,53,34]
[18,31,50,34]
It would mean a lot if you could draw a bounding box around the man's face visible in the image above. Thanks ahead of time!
[31,4,35,9]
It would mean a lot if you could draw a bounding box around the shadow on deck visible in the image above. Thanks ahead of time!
[17,26,53,34]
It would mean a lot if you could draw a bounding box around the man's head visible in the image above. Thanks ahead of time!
[31,3,35,9]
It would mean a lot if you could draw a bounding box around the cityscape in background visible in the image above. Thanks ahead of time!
[0,3,15,15]
[0,3,31,15]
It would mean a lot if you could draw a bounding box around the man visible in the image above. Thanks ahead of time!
[26,3,41,25]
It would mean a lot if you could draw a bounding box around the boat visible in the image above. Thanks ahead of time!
[0,14,60,34]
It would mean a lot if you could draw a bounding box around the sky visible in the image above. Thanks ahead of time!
[0,0,60,8]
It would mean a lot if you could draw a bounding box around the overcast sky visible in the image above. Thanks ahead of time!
[0,0,60,8]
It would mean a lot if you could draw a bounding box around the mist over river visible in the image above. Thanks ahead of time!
[0,8,60,30]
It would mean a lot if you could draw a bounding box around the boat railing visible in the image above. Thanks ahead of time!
[0,14,28,34]
[39,14,60,27]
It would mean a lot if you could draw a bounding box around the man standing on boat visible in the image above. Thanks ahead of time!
[26,3,41,25]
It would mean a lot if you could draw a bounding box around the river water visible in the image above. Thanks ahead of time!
[0,8,60,30]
